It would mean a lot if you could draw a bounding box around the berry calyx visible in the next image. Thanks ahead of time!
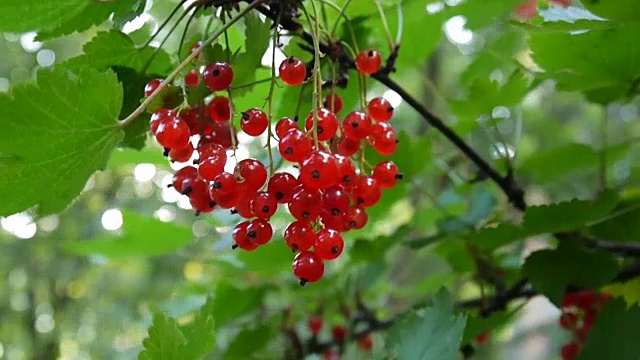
[241,108,269,136]
[279,57,307,86]
[203,61,233,91]
[233,221,258,251]
[292,251,325,285]
[368,97,394,122]
[351,176,382,207]
[171,166,198,194]
[247,218,273,245]
[342,111,372,141]
[355,49,382,75]
[267,172,299,203]
[372,161,402,189]
[249,191,278,220]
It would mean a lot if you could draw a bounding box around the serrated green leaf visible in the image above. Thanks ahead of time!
[601,277,640,307]
[586,200,640,242]
[578,298,640,360]
[0,0,87,33]
[63,210,192,257]
[212,282,265,329]
[522,241,620,305]
[0,66,123,217]
[446,0,523,30]
[387,289,466,360]
[232,13,270,96]
[473,190,619,250]
[461,310,517,344]
[529,23,640,104]
[180,297,216,360]
[225,325,272,358]
[139,313,186,360]
[64,30,172,75]
[112,66,151,149]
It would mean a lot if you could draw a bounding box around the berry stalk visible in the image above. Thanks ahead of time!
[118,0,266,130]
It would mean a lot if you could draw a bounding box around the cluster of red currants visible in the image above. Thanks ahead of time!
[558,290,612,360]
[306,316,372,359]
[144,44,401,284]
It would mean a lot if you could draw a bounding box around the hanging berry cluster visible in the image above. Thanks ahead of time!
[557,290,613,360]
[144,41,402,285]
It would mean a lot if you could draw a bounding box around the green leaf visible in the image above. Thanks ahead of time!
[517,141,636,184]
[139,313,186,360]
[473,190,619,250]
[529,23,640,104]
[64,210,192,257]
[212,282,265,329]
[387,289,466,360]
[112,66,151,149]
[225,325,272,358]
[234,240,294,277]
[581,0,640,23]
[601,277,640,307]
[522,241,620,305]
[462,310,517,344]
[586,200,640,242]
[436,185,497,235]
[578,298,640,360]
[64,30,172,75]
[232,13,270,96]
[180,297,216,360]
[0,0,143,38]
[107,148,170,169]
[0,66,123,217]
[446,0,523,30]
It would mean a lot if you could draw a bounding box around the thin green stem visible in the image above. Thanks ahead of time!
[599,105,609,191]
[222,10,238,150]
[231,78,273,90]
[266,11,281,175]
[302,2,322,149]
[395,1,404,44]
[142,3,196,73]
[375,0,394,52]
[329,0,352,36]
[118,1,265,129]
[141,0,188,48]
[178,7,199,60]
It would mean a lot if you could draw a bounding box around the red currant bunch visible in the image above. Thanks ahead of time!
[143,43,403,285]
[557,290,613,360]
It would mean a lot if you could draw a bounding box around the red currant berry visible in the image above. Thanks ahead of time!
[323,94,343,113]
[197,155,226,181]
[355,49,382,75]
[150,108,177,134]
[331,326,346,342]
[234,190,257,219]
[320,210,348,232]
[209,172,238,195]
[314,228,344,260]
[342,111,372,140]
[560,341,580,360]
[288,186,323,221]
[267,172,299,203]
[279,57,307,86]
[308,317,323,335]
[210,122,237,149]
[171,166,198,194]
[322,352,340,360]
[369,127,397,156]
[185,70,200,87]
[346,206,368,230]
[155,117,191,149]
[372,161,402,189]
[241,108,269,136]
[188,178,216,214]
[358,334,373,351]
[233,221,258,251]
[144,79,163,97]
[305,108,339,141]
[198,142,227,161]
[279,128,313,163]
[368,97,394,122]
[284,220,316,252]
[203,61,233,91]
[190,41,203,60]
[180,108,203,135]
[250,191,278,219]
[299,151,339,190]
[275,117,298,138]
[352,176,382,207]
[335,154,357,189]
[322,185,350,215]
[475,332,490,345]
[235,159,268,191]
[208,96,231,123]
[247,218,273,245]
[337,136,360,157]
[292,251,325,284]
[559,312,578,330]
[169,143,194,163]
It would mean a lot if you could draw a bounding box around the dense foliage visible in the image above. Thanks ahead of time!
[1,0,640,359]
